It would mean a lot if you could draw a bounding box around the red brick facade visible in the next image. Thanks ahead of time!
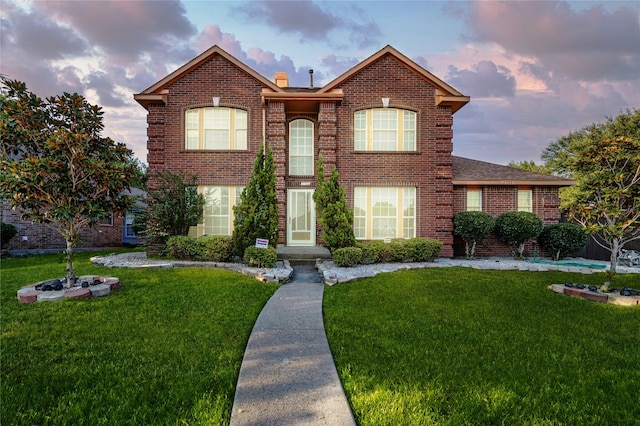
[135,45,572,258]
[1,200,123,251]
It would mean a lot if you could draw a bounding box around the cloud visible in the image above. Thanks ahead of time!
[36,0,197,64]
[0,2,89,60]
[234,0,380,48]
[446,61,516,98]
[319,54,360,81]
[464,1,640,81]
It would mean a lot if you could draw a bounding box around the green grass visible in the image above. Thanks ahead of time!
[1,250,278,425]
[324,268,640,425]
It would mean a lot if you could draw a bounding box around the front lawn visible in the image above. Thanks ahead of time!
[324,268,640,425]
[1,250,278,425]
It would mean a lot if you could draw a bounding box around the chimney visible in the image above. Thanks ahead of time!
[274,72,288,88]
[309,69,314,88]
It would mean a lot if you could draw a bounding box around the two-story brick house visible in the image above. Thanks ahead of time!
[134,45,573,258]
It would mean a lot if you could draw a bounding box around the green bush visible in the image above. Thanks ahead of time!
[166,236,202,260]
[495,211,544,260]
[406,238,443,262]
[1,223,17,248]
[333,247,363,267]
[200,235,234,262]
[355,238,443,265]
[389,239,412,262]
[243,246,277,268]
[538,223,588,261]
[357,241,383,264]
[453,211,495,259]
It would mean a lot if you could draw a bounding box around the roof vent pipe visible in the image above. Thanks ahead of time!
[309,69,314,88]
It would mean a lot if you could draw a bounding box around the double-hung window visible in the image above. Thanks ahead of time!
[354,108,416,151]
[466,188,482,211]
[185,108,247,150]
[354,187,416,239]
[199,186,244,236]
[517,188,532,212]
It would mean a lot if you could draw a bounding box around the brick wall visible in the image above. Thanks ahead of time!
[332,54,456,256]
[452,185,564,257]
[1,200,123,251]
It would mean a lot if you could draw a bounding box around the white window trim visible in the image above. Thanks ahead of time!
[289,119,314,176]
[198,186,244,236]
[185,107,247,150]
[466,189,482,212]
[354,108,416,152]
[517,189,533,212]
[354,187,416,240]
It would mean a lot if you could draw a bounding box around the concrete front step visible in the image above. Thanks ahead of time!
[276,245,332,262]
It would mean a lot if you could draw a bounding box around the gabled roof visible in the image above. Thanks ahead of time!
[319,45,470,113]
[134,45,283,108]
[452,156,575,186]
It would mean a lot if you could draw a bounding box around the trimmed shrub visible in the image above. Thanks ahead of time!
[389,239,412,262]
[453,211,495,259]
[1,223,17,248]
[166,236,201,260]
[407,238,443,262]
[494,211,544,260]
[201,235,234,262]
[333,247,363,267]
[243,246,277,268]
[357,240,383,264]
[538,223,588,261]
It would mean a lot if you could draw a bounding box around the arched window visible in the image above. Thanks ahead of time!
[185,107,247,150]
[289,119,314,176]
[354,108,416,151]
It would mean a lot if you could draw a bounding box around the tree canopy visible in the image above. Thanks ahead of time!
[0,78,139,284]
[541,109,640,278]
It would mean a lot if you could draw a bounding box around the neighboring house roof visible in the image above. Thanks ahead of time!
[452,156,575,186]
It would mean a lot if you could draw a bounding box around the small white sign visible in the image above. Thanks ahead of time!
[384,237,392,244]
[255,238,269,249]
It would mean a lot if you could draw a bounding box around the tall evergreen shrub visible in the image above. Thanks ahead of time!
[494,211,543,260]
[314,157,355,251]
[232,144,279,257]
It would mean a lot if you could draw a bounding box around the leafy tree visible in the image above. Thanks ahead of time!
[494,211,543,260]
[232,144,279,257]
[453,211,495,259]
[538,223,587,261]
[0,78,138,285]
[134,170,204,250]
[542,109,640,281]
[507,160,552,175]
[314,157,355,251]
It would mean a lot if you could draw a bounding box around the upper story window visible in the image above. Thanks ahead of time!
[185,108,247,150]
[466,189,482,211]
[354,108,416,151]
[518,188,532,212]
[289,119,314,176]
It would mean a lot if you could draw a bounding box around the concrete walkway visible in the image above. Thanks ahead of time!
[230,272,356,426]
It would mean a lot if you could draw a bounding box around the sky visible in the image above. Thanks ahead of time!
[1,0,639,165]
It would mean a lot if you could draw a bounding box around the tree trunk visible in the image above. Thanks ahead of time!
[601,239,620,292]
[65,239,77,288]
[470,241,477,259]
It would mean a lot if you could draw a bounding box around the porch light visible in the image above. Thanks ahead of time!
[212,97,220,107]
[382,97,390,108]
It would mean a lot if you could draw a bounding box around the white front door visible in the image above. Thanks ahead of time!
[287,189,315,246]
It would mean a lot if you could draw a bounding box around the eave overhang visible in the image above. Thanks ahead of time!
[452,179,576,187]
